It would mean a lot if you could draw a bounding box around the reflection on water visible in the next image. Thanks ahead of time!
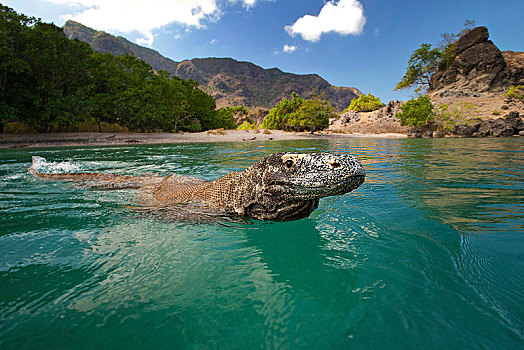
[0,138,523,349]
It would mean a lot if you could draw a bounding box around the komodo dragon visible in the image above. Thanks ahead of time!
[29,152,365,222]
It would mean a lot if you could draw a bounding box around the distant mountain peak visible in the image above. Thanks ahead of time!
[63,21,361,110]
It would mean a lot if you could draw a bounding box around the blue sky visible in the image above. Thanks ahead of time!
[5,0,524,104]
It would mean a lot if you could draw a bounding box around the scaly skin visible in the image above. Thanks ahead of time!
[29,152,365,221]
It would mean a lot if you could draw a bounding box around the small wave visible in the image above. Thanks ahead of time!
[3,173,24,180]
[30,156,82,174]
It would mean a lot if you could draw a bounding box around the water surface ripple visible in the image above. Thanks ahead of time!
[0,138,523,349]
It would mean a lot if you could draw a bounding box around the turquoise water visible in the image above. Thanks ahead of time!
[1,138,523,349]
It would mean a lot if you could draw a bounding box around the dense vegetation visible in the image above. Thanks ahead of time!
[261,92,336,132]
[0,5,235,133]
[343,93,383,112]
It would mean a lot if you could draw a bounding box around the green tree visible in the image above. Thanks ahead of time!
[185,79,216,131]
[344,93,383,112]
[395,96,434,127]
[86,52,121,131]
[108,54,153,132]
[20,21,93,131]
[0,5,36,130]
[261,92,304,130]
[288,95,334,132]
[214,106,247,130]
[395,44,442,92]
[261,92,334,132]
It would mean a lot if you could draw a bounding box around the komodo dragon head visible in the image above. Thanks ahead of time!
[229,152,365,221]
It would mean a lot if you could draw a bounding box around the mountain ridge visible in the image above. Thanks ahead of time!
[63,21,361,110]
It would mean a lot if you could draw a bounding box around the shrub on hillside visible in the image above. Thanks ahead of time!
[395,96,434,127]
[343,93,383,112]
[434,102,479,131]
[505,85,524,100]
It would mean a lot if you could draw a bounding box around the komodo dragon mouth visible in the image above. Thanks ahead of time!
[29,152,365,222]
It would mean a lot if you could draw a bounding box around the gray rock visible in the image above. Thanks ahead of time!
[338,110,361,125]
[455,26,490,54]
[501,105,509,110]
[451,123,480,137]
[433,130,445,138]
[423,131,433,138]
[373,100,402,119]
[491,118,514,137]
[407,128,423,138]
[505,111,524,133]
[478,119,494,137]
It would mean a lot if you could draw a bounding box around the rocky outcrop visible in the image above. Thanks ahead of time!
[431,27,524,93]
[371,100,403,121]
[330,101,407,134]
[330,101,403,129]
[505,110,524,131]
[331,110,361,127]
[477,118,514,137]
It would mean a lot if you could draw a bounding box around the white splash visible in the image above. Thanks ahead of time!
[30,156,82,174]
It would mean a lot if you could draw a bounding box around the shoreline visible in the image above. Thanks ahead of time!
[0,130,407,149]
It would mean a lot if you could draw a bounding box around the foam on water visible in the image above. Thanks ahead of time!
[30,155,82,174]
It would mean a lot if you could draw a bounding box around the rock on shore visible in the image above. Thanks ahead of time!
[408,111,524,138]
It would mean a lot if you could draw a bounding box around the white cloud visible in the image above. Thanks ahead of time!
[136,35,155,46]
[210,38,219,45]
[283,44,297,53]
[285,0,366,42]
[46,0,224,46]
[228,0,258,9]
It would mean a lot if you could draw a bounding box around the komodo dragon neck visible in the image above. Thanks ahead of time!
[153,169,269,217]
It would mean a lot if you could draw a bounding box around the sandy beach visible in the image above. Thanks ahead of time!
[0,130,406,149]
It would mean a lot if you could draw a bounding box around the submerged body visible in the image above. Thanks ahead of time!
[29,152,365,221]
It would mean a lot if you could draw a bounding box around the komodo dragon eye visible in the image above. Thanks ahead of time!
[284,159,294,169]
